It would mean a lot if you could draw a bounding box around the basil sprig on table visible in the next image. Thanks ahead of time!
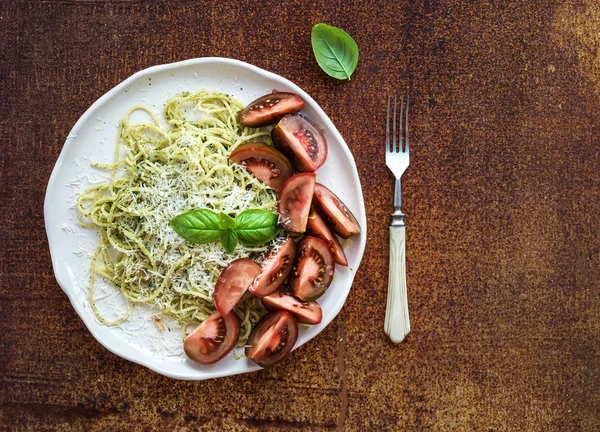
[170,208,279,253]
[311,23,359,80]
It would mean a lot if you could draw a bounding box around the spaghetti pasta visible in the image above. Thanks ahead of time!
[77,90,277,344]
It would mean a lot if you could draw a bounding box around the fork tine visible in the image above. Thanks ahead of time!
[398,96,403,153]
[386,96,391,152]
[404,95,409,153]
[393,95,398,153]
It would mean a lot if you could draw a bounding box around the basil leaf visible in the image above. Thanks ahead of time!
[220,229,238,254]
[235,209,280,246]
[170,209,221,244]
[219,212,237,230]
[171,208,278,249]
[311,23,359,80]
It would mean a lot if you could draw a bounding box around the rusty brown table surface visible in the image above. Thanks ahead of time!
[1,1,600,431]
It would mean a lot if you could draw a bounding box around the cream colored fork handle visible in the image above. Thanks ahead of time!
[384,225,410,343]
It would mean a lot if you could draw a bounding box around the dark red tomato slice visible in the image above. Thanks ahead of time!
[278,173,316,233]
[245,310,298,367]
[214,258,261,317]
[290,236,335,301]
[262,291,322,325]
[306,209,348,266]
[271,114,328,173]
[239,91,304,127]
[250,238,297,296]
[312,183,361,239]
[229,143,294,191]
[184,311,239,365]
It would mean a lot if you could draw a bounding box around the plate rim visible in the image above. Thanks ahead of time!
[44,57,367,380]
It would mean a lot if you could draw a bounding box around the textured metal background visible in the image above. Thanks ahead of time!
[1,0,599,430]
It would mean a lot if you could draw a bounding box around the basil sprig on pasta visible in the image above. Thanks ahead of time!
[171,208,280,253]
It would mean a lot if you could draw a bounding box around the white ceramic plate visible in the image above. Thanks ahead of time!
[44,58,366,380]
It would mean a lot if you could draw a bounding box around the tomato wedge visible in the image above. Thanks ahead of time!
[312,183,361,239]
[278,173,316,233]
[289,236,335,301]
[272,114,328,173]
[250,238,297,296]
[184,311,239,365]
[306,209,348,266]
[245,310,298,367]
[214,258,261,317]
[229,143,294,191]
[239,91,304,127]
[262,291,322,325]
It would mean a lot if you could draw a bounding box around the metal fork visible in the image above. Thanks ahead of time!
[384,95,410,343]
